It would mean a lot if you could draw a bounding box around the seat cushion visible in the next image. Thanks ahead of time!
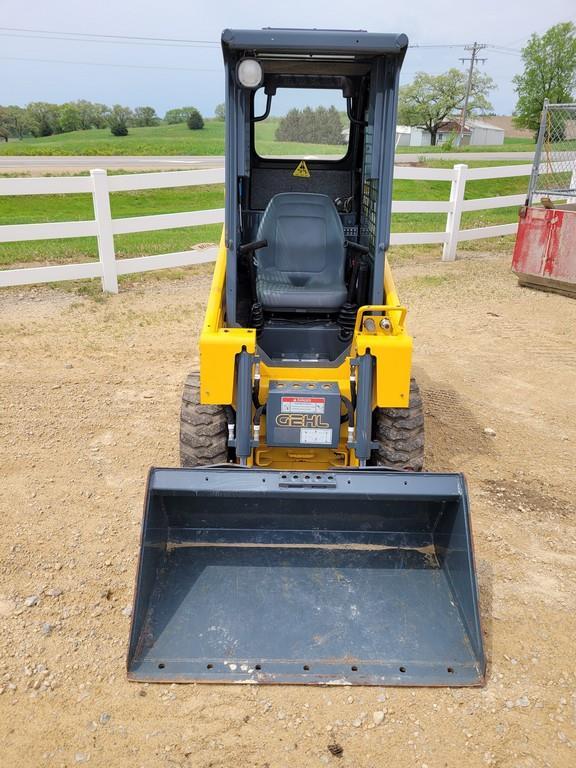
[257,267,348,311]
[255,193,347,312]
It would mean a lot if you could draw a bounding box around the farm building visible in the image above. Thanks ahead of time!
[396,118,504,147]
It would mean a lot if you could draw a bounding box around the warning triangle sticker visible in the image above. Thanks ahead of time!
[293,160,311,178]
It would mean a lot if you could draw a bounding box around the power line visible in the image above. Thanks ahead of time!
[409,43,468,49]
[0,26,219,46]
[0,27,526,60]
[490,45,521,53]
[0,55,221,73]
[0,32,219,49]
[488,46,522,57]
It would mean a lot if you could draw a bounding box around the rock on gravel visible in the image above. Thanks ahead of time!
[24,595,39,607]
[372,710,385,725]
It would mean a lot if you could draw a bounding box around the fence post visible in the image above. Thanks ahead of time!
[90,169,118,293]
[442,163,468,262]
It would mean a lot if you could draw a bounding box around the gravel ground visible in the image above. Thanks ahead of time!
[0,252,575,768]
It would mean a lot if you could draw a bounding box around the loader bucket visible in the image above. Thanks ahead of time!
[128,468,485,686]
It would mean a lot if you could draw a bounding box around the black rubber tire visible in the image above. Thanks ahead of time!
[179,373,229,467]
[371,377,425,470]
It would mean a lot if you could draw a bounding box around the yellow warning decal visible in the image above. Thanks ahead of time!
[293,160,311,178]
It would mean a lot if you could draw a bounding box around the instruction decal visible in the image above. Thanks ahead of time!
[293,160,311,178]
[300,428,333,445]
[281,396,325,415]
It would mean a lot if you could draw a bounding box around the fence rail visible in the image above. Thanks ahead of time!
[0,163,535,293]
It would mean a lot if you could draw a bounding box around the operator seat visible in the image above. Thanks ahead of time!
[255,193,348,312]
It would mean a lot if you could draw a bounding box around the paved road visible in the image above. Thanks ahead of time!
[0,151,535,174]
[0,155,226,174]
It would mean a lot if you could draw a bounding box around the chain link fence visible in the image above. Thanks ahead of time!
[529,102,576,204]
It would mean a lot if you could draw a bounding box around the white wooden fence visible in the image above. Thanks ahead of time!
[0,163,531,293]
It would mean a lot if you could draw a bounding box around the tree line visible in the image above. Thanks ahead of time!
[275,105,346,145]
[0,101,227,140]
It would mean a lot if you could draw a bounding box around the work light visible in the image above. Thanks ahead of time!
[236,58,263,89]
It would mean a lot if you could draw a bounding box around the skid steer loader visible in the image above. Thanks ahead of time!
[128,28,485,686]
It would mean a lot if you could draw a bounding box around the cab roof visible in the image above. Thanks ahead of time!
[221,28,408,59]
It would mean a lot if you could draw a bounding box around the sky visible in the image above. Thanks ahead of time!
[1,0,574,118]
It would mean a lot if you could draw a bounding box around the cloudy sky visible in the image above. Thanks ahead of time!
[1,0,574,117]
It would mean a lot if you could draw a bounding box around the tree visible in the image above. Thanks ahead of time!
[26,102,60,136]
[58,103,82,133]
[214,102,226,120]
[134,106,160,127]
[108,105,133,136]
[275,105,345,145]
[165,106,201,124]
[398,69,494,145]
[0,105,37,138]
[164,108,186,124]
[324,106,345,144]
[68,100,110,130]
[275,108,302,141]
[72,100,96,130]
[186,108,204,130]
[513,22,576,135]
[90,103,111,129]
[1,101,118,137]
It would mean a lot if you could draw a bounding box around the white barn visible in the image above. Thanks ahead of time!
[396,118,504,147]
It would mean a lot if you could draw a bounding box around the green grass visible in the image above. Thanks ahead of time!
[0,118,535,157]
[0,157,528,270]
[0,118,347,158]
[0,122,226,157]
[254,118,346,157]
[396,138,534,154]
[0,183,223,266]
[388,158,528,255]
[504,136,534,145]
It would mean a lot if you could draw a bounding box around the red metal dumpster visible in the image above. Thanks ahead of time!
[512,205,576,298]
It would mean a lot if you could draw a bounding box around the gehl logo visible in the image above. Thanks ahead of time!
[276,414,330,428]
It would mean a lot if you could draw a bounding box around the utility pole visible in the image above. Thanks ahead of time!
[457,42,487,146]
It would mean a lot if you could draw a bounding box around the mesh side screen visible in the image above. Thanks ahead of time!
[361,121,377,255]
[533,105,576,200]
[361,179,378,254]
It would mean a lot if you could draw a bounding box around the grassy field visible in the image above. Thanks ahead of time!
[0,120,347,158]
[0,122,226,157]
[0,118,535,157]
[0,159,528,274]
[254,119,347,156]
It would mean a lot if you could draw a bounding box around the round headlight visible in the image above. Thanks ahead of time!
[236,58,263,89]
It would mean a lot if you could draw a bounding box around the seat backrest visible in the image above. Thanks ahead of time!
[256,193,345,286]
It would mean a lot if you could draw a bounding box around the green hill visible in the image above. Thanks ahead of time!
[0,118,345,157]
[0,117,533,157]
